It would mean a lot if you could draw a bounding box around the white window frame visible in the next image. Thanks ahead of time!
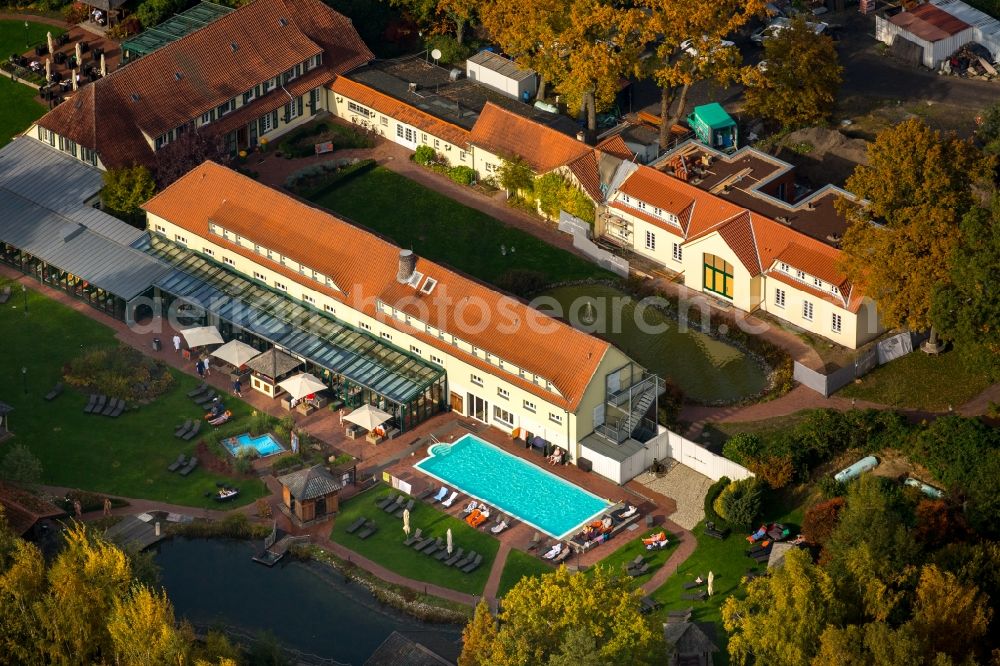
[803,300,814,321]
[775,288,786,308]
[672,243,682,262]
[493,406,514,428]
[832,312,842,333]
[645,230,656,251]
[523,400,536,413]
[549,412,563,425]
[470,374,484,387]
[497,387,510,400]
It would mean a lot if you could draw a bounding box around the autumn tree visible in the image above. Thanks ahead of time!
[0,442,43,486]
[101,165,157,227]
[723,548,845,666]
[479,0,570,101]
[108,585,192,665]
[497,155,534,196]
[742,16,842,128]
[813,623,926,666]
[909,565,992,662]
[437,0,476,44]
[930,197,1000,378]
[641,0,765,149]
[837,118,994,345]
[802,497,845,549]
[460,566,663,664]
[459,599,498,666]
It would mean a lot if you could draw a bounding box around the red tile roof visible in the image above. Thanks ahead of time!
[469,102,590,172]
[595,134,635,161]
[37,0,372,168]
[330,77,471,148]
[890,4,971,42]
[608,200,685,238]
[142,162,611,411]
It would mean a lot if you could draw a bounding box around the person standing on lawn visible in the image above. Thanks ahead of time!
[203,357,211,377]
[172,334,181,353]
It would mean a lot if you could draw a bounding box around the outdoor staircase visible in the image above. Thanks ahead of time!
[595,375,660,444]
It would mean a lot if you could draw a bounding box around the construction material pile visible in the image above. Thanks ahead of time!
[940,42,998,80]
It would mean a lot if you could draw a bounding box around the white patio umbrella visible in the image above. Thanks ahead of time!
[707,570,715,597]
[180,325,223,348]
[344,404,393,432]
[44,58,51,83]
[402,508,410,536]
[446,528,453,555]
[71,68,77,91]
[278,373,327,400]
[99,52,106,77]
[47,32,54,57]
[74,41,81,66]
[211,339,261,368]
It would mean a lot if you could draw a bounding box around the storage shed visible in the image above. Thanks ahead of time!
[466,50,537,101]
[687,103,738,153]
[875,3,974,69]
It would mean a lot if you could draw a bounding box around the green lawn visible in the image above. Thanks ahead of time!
[837,348,992,411]
[0,285,267,508]
[309,167,612,288]
[496,548,553,598]
[0,20,64,55]
[592,528,679,584]
[330,485,500,595]
[647,493,805,664]
[0,76,45,148]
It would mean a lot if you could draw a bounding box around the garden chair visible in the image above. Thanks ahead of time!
[683,579,705,590]
[443,547,464,566]
[462,553,484,573]
[681,590,707,602]
[356,521,378,540]
[383,496,405,514]
[434,545,455,561]
[393,499,414,519]
[526,531,543,551]
[182,420,201,441]
[628,562,650,577]
[100,397,119,416]
[453,551,476,569]
[375,494,398,510]
[44,382,63,401]
[187,383,208,398]
[174,419,193,438]
[403,527,423,546]
[109,398,126,417]
[412,535,434,550]
[178,457,198,476]
[640,596,662,614]
[553,548,571,564]
[166,454,187,472]
[423,538,444,557]
[83,394,98,413]
[345,516,367,534]
[90,395,107,415]
[195,391,217,407]
[667,608,693,620]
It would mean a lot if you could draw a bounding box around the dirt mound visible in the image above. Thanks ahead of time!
[777,127,869,187]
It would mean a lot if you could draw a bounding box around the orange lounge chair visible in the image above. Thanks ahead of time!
[466,509,482,527]
[468,511,488,528]
[642,531,667,546]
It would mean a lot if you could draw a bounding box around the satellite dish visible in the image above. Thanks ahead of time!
[431,48,442,62]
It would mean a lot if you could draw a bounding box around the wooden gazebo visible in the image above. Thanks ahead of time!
[664,621,719,666]
[277,465,342,524]
[244,348,302,398]
[0,402,13,442]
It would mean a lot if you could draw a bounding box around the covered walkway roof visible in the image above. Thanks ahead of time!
[147,236,444,405]
[121,1,233,61]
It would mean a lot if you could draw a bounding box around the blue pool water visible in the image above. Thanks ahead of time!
[224,432,285,457]
[415,435,610,538]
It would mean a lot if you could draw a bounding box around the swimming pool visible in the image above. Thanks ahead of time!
[415,434,610,539]
[223,433,286,458]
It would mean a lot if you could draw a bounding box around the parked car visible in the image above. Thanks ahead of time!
[680,36,736,58]
[751,17,828,44]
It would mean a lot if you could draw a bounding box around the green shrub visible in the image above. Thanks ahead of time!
[424,34,472,65]
[64,345,174,401]
[414,145,437,165]
[271,453,303,472]
[447,166,476,185]
[704,476,731,529]
[723,433,763,465]
[495,268,549,297]
[330,453,355,468]
[286,159,377,199]
[715,477,763,529]
[532,172,595,223]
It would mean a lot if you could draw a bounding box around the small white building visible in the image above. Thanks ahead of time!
[465,50,537,101]
[876,2,974,68]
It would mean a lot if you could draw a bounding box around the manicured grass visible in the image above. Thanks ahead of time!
[837,348,992,411]
[0,76,45,148]
[647,493,805,664]
[0,20,64,55]
[496,548,553,598]
[309,167,612,287]
[0,285,267,508]
[330,485,500,595]
[592,528,679,584]
[700,412,814,451]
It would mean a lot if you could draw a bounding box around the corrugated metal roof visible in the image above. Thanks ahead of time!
[0,138,170,299]
[467,50,536,82]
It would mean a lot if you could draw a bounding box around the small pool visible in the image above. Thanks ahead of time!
[223,432,285,458]
[415,435,610,539]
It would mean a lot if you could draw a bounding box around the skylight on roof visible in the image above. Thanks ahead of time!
[420,277,437,294]
[278,17,288,26]
[230,42,238,52]
[406,270,424,288]
[174,72,182,80]
[130,93,141,102]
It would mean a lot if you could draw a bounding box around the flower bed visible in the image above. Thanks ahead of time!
[63,344,175,402]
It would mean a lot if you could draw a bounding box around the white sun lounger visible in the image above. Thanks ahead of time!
[441,491,459,507]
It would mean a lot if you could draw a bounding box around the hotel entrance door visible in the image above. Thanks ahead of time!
[466,393,488,424]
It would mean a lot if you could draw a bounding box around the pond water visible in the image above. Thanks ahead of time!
[537,285,768,403]
[155,538,464,665]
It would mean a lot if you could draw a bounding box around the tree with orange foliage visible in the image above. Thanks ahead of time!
[639,0,765,149]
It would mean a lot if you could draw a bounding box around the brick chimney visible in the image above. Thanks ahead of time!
[397,249,417,284]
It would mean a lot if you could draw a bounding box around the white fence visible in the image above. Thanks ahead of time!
[580,428,752,485]
[558,211,629,278]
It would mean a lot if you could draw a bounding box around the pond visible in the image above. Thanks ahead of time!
[155,538,464,665]
[537,285,768,403]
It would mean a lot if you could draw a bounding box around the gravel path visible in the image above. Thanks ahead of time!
[633,460,714,531]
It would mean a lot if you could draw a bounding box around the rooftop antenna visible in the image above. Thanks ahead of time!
[431,48,442,66]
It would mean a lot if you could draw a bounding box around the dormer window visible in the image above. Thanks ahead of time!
[795,270,806,281]
[621,194,630,204]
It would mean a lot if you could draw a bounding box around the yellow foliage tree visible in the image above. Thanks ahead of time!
[108,585,192,665]
[479,0,570,101]
[640,0,765,148]
[741,16,842,128]
[458,599,497,666]
[460,565,662,664]
[836,119,994,340]
[909,565,992,662]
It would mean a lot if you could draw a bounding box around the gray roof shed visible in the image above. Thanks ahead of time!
[277,465,343,501]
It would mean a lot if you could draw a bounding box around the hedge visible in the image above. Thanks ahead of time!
[704,476,731,530]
